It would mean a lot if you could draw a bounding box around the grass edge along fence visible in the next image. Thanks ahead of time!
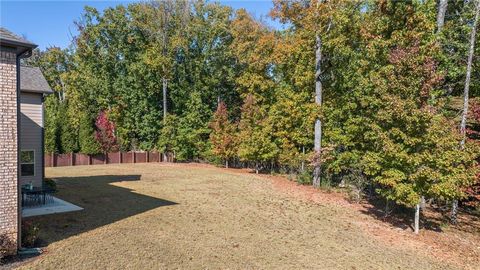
[44,152,175,167]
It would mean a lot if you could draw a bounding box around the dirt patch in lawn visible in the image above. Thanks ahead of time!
[8,163,479,270]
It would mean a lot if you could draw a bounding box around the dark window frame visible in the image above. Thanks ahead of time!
[20,150,35,177]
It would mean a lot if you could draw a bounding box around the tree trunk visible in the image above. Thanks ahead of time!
[313,33,323,188]
[301,146,305,172]
[451,200,459,224]
[460,0,479,148]
[384,199,390,218]
[414,203,420,234]
[163,77,168,121]
[436,0,448,33]
[453,0,479,224]
[420,196,426,211]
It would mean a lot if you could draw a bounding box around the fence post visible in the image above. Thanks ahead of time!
[88,155,92,165]
[105,152,108,165]
[119,151,122,164]
[133,152,136,163]
[70,153,74,166]
[146,151,149,163]
[51,153,55,167]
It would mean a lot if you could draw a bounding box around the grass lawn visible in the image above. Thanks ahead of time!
[10,163,480,269]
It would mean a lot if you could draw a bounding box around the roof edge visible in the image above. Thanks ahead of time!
[0,38,37,49]
[0,40,37,57]
[20,88,54,95]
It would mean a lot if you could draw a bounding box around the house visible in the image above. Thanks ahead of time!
[19,66,53,188]
[0,27,50,254]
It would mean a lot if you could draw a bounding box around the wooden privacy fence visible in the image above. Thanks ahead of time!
[45,152,174,167]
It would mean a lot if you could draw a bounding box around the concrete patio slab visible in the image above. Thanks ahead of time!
[22,197,83,218]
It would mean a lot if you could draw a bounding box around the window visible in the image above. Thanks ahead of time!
[20,150,35,176]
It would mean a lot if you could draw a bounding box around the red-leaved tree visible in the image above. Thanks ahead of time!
[95,111,118,153]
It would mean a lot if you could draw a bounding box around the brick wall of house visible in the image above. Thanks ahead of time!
[0,49,19,254]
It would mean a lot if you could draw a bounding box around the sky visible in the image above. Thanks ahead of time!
[0,0,281,50]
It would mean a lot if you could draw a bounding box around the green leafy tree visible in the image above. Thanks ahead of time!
[269,84,316,170]
[43,96,60,154]
[174,91,211,161]
[158,114,180,158]
[237,94,277,173]
[78,112,100,155]
[58,102,78,153]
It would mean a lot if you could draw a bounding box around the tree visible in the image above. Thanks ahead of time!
[268,84,315,170]
[29,0,480,232]
[209,102,237,168]
[134,0,190,122]
[79,112,100,155]
[437,0,448,33]
[43,95,60,154]
[58,102,78,153]
[237,94,277,173]
[157,114,180,159]
[460,0,480,147]
[453,0,480,224]
[171,1,238,114]
[438,1,480,97]
[174,91,211,161]
[95,111,118,153]
[313,31,323,188]
[230,8,276,103]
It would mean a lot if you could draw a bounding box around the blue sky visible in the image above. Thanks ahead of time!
[0,0,280,50]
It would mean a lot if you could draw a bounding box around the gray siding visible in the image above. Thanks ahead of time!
[20,92,43,187]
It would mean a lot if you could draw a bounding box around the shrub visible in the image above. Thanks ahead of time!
[21,220,40,248]
[43,178,57,192]
[0,233,15,260]
[296,170,312,185]
[95,110,119,153]
[343,169,368,203]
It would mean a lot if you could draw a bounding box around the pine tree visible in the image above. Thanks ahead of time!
[58,102,78,153]
[43,95,60,154]
[79,112,100,155]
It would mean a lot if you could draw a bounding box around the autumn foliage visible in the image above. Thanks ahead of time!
[95,111,118,153]
[30,0,480,220]
[209,102,237,167]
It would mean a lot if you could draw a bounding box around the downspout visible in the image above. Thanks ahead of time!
[41,94,45,189]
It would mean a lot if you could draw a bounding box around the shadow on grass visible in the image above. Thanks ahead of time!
[359,197,443,233]
[360,196,480,234]
[25,174,177,246]
[359,198,413,232]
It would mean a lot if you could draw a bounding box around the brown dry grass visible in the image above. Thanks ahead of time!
[9,163,480,269]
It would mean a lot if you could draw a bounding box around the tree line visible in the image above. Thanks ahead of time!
[27,0,480,231]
